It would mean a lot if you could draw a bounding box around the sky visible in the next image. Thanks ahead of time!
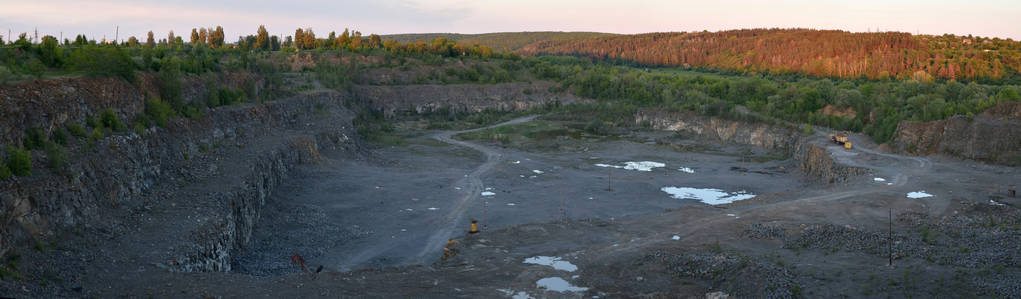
[1,0,1019,43]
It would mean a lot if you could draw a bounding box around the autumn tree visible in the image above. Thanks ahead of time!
[369,34,381,48]
[212,26,225,47]
[127,36,139,46]
[199,27,208,45]
[294,28,304,49]
[190,29,199,45]
[336,28,350,48]
[146,31,155,47]
[252,25,268,50]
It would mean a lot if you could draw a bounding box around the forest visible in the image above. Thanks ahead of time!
[520,29,1021,83]
[1,26,1019,149]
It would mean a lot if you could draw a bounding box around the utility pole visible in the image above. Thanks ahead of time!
[888,207,893,267]
[606,168,613,191]
[115,25,119,44]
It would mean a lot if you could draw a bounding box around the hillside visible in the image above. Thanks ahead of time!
[519,28,1021,81]
[381,31,614,52]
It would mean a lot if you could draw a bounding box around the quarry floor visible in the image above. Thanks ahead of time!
[9,117,1021,298]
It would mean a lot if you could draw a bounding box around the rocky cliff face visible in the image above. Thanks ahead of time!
[890,102,1021,166]
[0,76,356,265]
[354,82,587,118]
[0,72,262,146]
[636,110,868,183]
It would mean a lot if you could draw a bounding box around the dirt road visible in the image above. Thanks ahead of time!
[415,115,538,263]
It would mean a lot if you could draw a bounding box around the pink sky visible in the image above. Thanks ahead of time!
[1,0,1018,42]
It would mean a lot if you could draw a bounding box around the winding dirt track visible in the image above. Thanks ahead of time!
[414,115,538,263]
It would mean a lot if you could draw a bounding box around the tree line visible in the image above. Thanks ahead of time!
[519,29,1021,83]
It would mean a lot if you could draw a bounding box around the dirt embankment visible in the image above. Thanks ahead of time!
[0,72,263,147]
[636,110,868,183]
[890,102,1021,166]
[353,82,588,118]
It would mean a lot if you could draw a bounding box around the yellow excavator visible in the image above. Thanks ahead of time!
[830,131,852,149]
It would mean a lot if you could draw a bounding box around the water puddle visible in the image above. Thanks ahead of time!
[594,161,665,172]
[671,235,680,240]
[990,200,1006,206]
[481,191,496,196]
[523,256,578,272]
[427,207,438,211]
[497,289,533,299]
[536,277,588,293]
[532,170,545,174]
[678,167,695,174]
[661,187,756,205]
[906,191,933,199]
[873,177,886,182]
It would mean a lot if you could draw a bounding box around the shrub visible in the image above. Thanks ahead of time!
[25,59,46,79]
[0,160,10,180]
[23,127,46,150]
[99,109,124,131]
[68,46,136,82]
[0,65,13,84]
[66,123,86,137]
[145,98,175,127]
[44,143,67,172]
[52,129,68,145]
[85,115,100,128]
[7,147,32,177]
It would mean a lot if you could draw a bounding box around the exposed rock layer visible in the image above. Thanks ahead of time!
[636,109,869,183]
[890,102,1021,166]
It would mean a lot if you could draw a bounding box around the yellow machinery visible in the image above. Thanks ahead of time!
[830,131,852,149]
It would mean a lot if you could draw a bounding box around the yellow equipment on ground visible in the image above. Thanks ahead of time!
[829,131,852,150]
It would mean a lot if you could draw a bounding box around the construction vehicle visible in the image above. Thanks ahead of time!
[830,131,853,149]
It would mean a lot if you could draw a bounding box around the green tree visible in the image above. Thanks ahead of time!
[7,147,32,177]
[212,26,225,47]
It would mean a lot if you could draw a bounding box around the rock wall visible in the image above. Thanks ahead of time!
[890,102,1021,166]
[0,72,262,146]
[0,84,356,262]
[636,109,868,183]
[353,82,587,118]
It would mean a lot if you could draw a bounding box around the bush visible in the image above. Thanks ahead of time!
[145,98,175,127]
[52,129,68,145]
[0,160,10,180]
[99,109,124,131]
[26,59,46,79]
[69,46,136,82]
[23,127,46,150]
[85,115,100,128]
[44,143,67,172]
[0,65,13,84]
[66,123,86,138]
[7,147,32,177]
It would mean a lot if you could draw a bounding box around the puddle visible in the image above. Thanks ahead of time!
[906,191,933,199]
[874,177,886,182]
[481,191,496,196]
[512,161,521,164]
[671,235,680,240]
[427,207,438,211]
[536,277,588,293]
[661,187,756,205]
[506,203,516,206]
[595,161,665,172]
[678,167,695,174]
[533,170,545,174]
[990,200,1006,206]
[523,256,578,272]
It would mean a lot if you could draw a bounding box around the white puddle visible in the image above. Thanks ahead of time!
[532,170,545,174]
[671,235,680,240]
[536,277,588,293]
[661,187,756,205]
[990,200,1006,206]
[873,177,886,182]
[594,161,665,172]
[506,203,516,206]
[427,207,438,211]
[523,256,578,272]
[678,167,695,174]
[512,161,521,164]
[906,191,933,199]
[455,187,462,190]
[481,191,496,196]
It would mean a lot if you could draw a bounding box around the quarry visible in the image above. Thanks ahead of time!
[0,63,1018,298]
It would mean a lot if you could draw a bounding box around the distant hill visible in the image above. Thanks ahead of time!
[380,32,615,52]
[518,28,1021,81]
